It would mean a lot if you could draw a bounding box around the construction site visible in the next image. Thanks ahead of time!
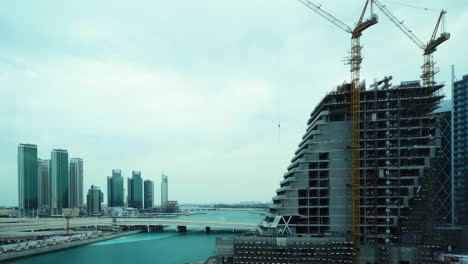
[215,0,468,264]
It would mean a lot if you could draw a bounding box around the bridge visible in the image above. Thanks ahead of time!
[0,218,260,237]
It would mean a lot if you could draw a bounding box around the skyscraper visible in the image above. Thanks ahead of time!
[69,158,84,208]
[254,81,446,262]
[144,180,154,209]
[51,149,69,214]
[107,169,124,207]
[127,177,131,207]
[161,174,168,206]
[87,185,103,216]
[127,171,143,209]
[37,158,51,211]
[453,74,468,224]
[433,100,453,224]
[18,143,38,214]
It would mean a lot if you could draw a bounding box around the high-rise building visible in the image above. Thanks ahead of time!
[18,143,38,214]
[107,169,124,207]
[453,74,468,224]
[37,158,51,211]
[239,80,448,263]
[433,100,453,224]
[86,185,103,216]
[127,171,143,209]
[51,149,69,214]
[126,178,131,207]
[161,174,168,206]
[263,81,443,241]
[69,158,84,208]
[144,180,154,209]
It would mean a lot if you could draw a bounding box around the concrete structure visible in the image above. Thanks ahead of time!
[51,149,69,214]
[86,185,103,216]
[216,236,353,264]
[161,174,168,206]
[453,74,468,224]
[127,171,143,209]
[107,170,124,207]
[18,144,38,215]
[144,180,154,209]
[37,159,51,212]
[231,80,450,264]
[69,158,84,208]
[264,80,443,239]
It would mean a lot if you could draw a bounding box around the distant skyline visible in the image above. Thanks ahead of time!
[1,0,467,206]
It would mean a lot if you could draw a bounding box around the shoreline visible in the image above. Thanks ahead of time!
[0,230,142,262]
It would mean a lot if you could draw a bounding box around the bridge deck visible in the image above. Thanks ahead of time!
[0,218,258,233]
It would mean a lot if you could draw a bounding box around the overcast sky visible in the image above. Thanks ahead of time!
[0,0,466,206]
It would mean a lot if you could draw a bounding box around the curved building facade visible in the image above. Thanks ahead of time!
[216,80,453,264]
[263,80,444,246]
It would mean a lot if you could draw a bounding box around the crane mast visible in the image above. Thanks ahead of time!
[350,4,377,264]
[371,0,450,86]
[297,1,377,263]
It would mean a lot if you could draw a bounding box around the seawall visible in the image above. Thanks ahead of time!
[0,230,142,262]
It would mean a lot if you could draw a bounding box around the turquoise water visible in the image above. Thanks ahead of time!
[7,210,264,264]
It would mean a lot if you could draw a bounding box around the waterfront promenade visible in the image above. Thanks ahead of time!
[0,230,142,262]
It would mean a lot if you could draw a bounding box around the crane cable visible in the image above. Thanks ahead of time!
[278,101,281,145]
[383,0,437,12]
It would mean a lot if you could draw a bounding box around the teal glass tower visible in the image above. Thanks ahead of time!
[18,143,38,214]
[69,158,84,208]
[51,149,69,214]
[107,170,124,207]
[144,180,154,209]
[87,185,103,216]
[127,171,143,209]
[453,74,468,224]
[37,158,51,211]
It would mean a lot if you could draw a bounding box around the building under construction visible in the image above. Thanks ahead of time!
[216,79,456,264]
[212,0,456,262]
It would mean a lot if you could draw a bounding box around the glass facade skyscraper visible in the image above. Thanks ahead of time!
[69,158,84,208]
[37,158,51,211]
[18,143,38,214]
[144,180,154,209]
[87,185,103,216]
[51,149,69,214]
[107,169,124,207]
[127,171,143,209]
[453,74,468,224]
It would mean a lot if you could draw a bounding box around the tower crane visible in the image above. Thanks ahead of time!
[371,0,450,86]
[64,208,77,236]
[297,1,378,263]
